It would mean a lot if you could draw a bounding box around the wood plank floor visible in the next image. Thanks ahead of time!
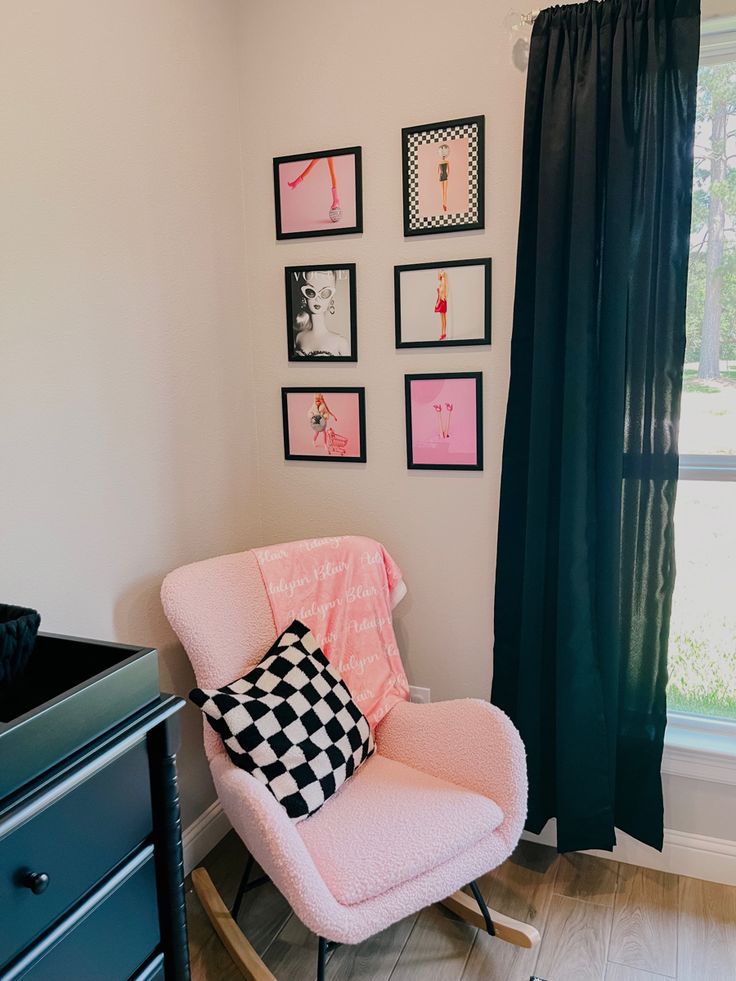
[187,832,736,981]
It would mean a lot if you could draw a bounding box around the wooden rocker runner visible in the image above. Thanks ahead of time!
[162,539,541,980]
[191,860,539,981]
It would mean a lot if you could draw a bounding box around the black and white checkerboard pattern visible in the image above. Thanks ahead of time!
[190,620,374,820]
[406,122,480,231]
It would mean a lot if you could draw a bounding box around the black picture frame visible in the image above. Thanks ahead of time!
[394,258,492,349]
[273,146,363,241]
[285,263,358,363]
[401,116,485,237]
[404,372,483,471]
[281,387,367,463]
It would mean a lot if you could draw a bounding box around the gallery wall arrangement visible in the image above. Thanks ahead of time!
[273,117,489,470]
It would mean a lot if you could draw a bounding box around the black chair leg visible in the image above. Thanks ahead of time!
[317,937,328,981]
[469,880,496,936]
[230,853,271,922]
[231,854,254,920]
[316,937,341,980]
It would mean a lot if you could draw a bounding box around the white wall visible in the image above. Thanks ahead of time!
[0,0,260,826]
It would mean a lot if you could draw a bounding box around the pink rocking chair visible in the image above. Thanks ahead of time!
[162,543,539,980]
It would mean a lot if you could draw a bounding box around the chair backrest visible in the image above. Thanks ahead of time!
[162,549,277,688]
[163,536,411,755]
[161,549,277,761]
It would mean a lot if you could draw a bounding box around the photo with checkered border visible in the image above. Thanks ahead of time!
[190,620,374,820]
[404,118,483,233]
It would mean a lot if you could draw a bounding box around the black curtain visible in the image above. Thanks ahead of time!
[492,0,700,853]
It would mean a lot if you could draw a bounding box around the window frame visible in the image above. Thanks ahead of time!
[679,456,736,481]
[700,15,736,66]
[665,19,736,764]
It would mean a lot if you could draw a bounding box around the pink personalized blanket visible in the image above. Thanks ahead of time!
[253,536,410,727]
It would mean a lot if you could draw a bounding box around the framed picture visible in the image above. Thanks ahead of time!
[273,147,363,240]
[401,116,485,236]
[282,388,366,462]
[285,264,357,362]
[405,372,483,471]
[395,258,491,348]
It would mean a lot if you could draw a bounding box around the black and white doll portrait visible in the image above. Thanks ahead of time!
[285,264,357,362]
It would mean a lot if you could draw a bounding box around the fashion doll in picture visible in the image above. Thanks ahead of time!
[434,269,448,341]
[308,393,338,450]
[288,156,342,222]
[293,270,350,358]
[437,143,450,212]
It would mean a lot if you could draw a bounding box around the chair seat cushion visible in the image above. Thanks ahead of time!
[297,754,504,905]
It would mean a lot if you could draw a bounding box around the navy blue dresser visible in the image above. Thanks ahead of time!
[0,635,190,980]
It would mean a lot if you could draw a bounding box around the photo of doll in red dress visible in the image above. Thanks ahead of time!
[394,258,491,349]
[434,269,448,340]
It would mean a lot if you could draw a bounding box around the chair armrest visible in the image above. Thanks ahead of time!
[208,753,341,921]
[375,699,528,844]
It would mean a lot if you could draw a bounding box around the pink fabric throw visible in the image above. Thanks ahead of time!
[253,536,410,727]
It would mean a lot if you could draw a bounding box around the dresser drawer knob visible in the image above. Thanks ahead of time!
[22,871,50,895]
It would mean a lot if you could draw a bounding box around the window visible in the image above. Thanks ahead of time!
[668,27,736,722]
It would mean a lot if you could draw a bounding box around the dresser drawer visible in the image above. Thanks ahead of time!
[0,739,153,965]
[4,848,160,981]
[131,952,165,981]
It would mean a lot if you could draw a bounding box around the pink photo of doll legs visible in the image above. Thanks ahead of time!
[288,157,342,222]
[275,148,361,238]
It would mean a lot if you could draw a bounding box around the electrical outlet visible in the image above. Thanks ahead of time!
[409,686,431,704]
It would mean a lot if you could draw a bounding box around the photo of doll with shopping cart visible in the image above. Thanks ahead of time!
[281,388,366,463]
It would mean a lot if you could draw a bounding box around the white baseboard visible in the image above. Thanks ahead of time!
[182,800,231,876]
[523,822,736,886]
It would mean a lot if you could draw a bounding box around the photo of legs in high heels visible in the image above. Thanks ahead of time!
[405,373,483,471]
[274,148,362,239]
[288,157,342,222]
[433,401,454,439]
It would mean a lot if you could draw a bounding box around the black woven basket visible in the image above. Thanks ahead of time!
[0,605,41,686]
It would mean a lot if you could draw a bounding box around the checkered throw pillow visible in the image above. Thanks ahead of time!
[189,620,374,820]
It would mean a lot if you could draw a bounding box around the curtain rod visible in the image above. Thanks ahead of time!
[521,9,736,30]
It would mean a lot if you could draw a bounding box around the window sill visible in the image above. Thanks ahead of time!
[663,712,736,785]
